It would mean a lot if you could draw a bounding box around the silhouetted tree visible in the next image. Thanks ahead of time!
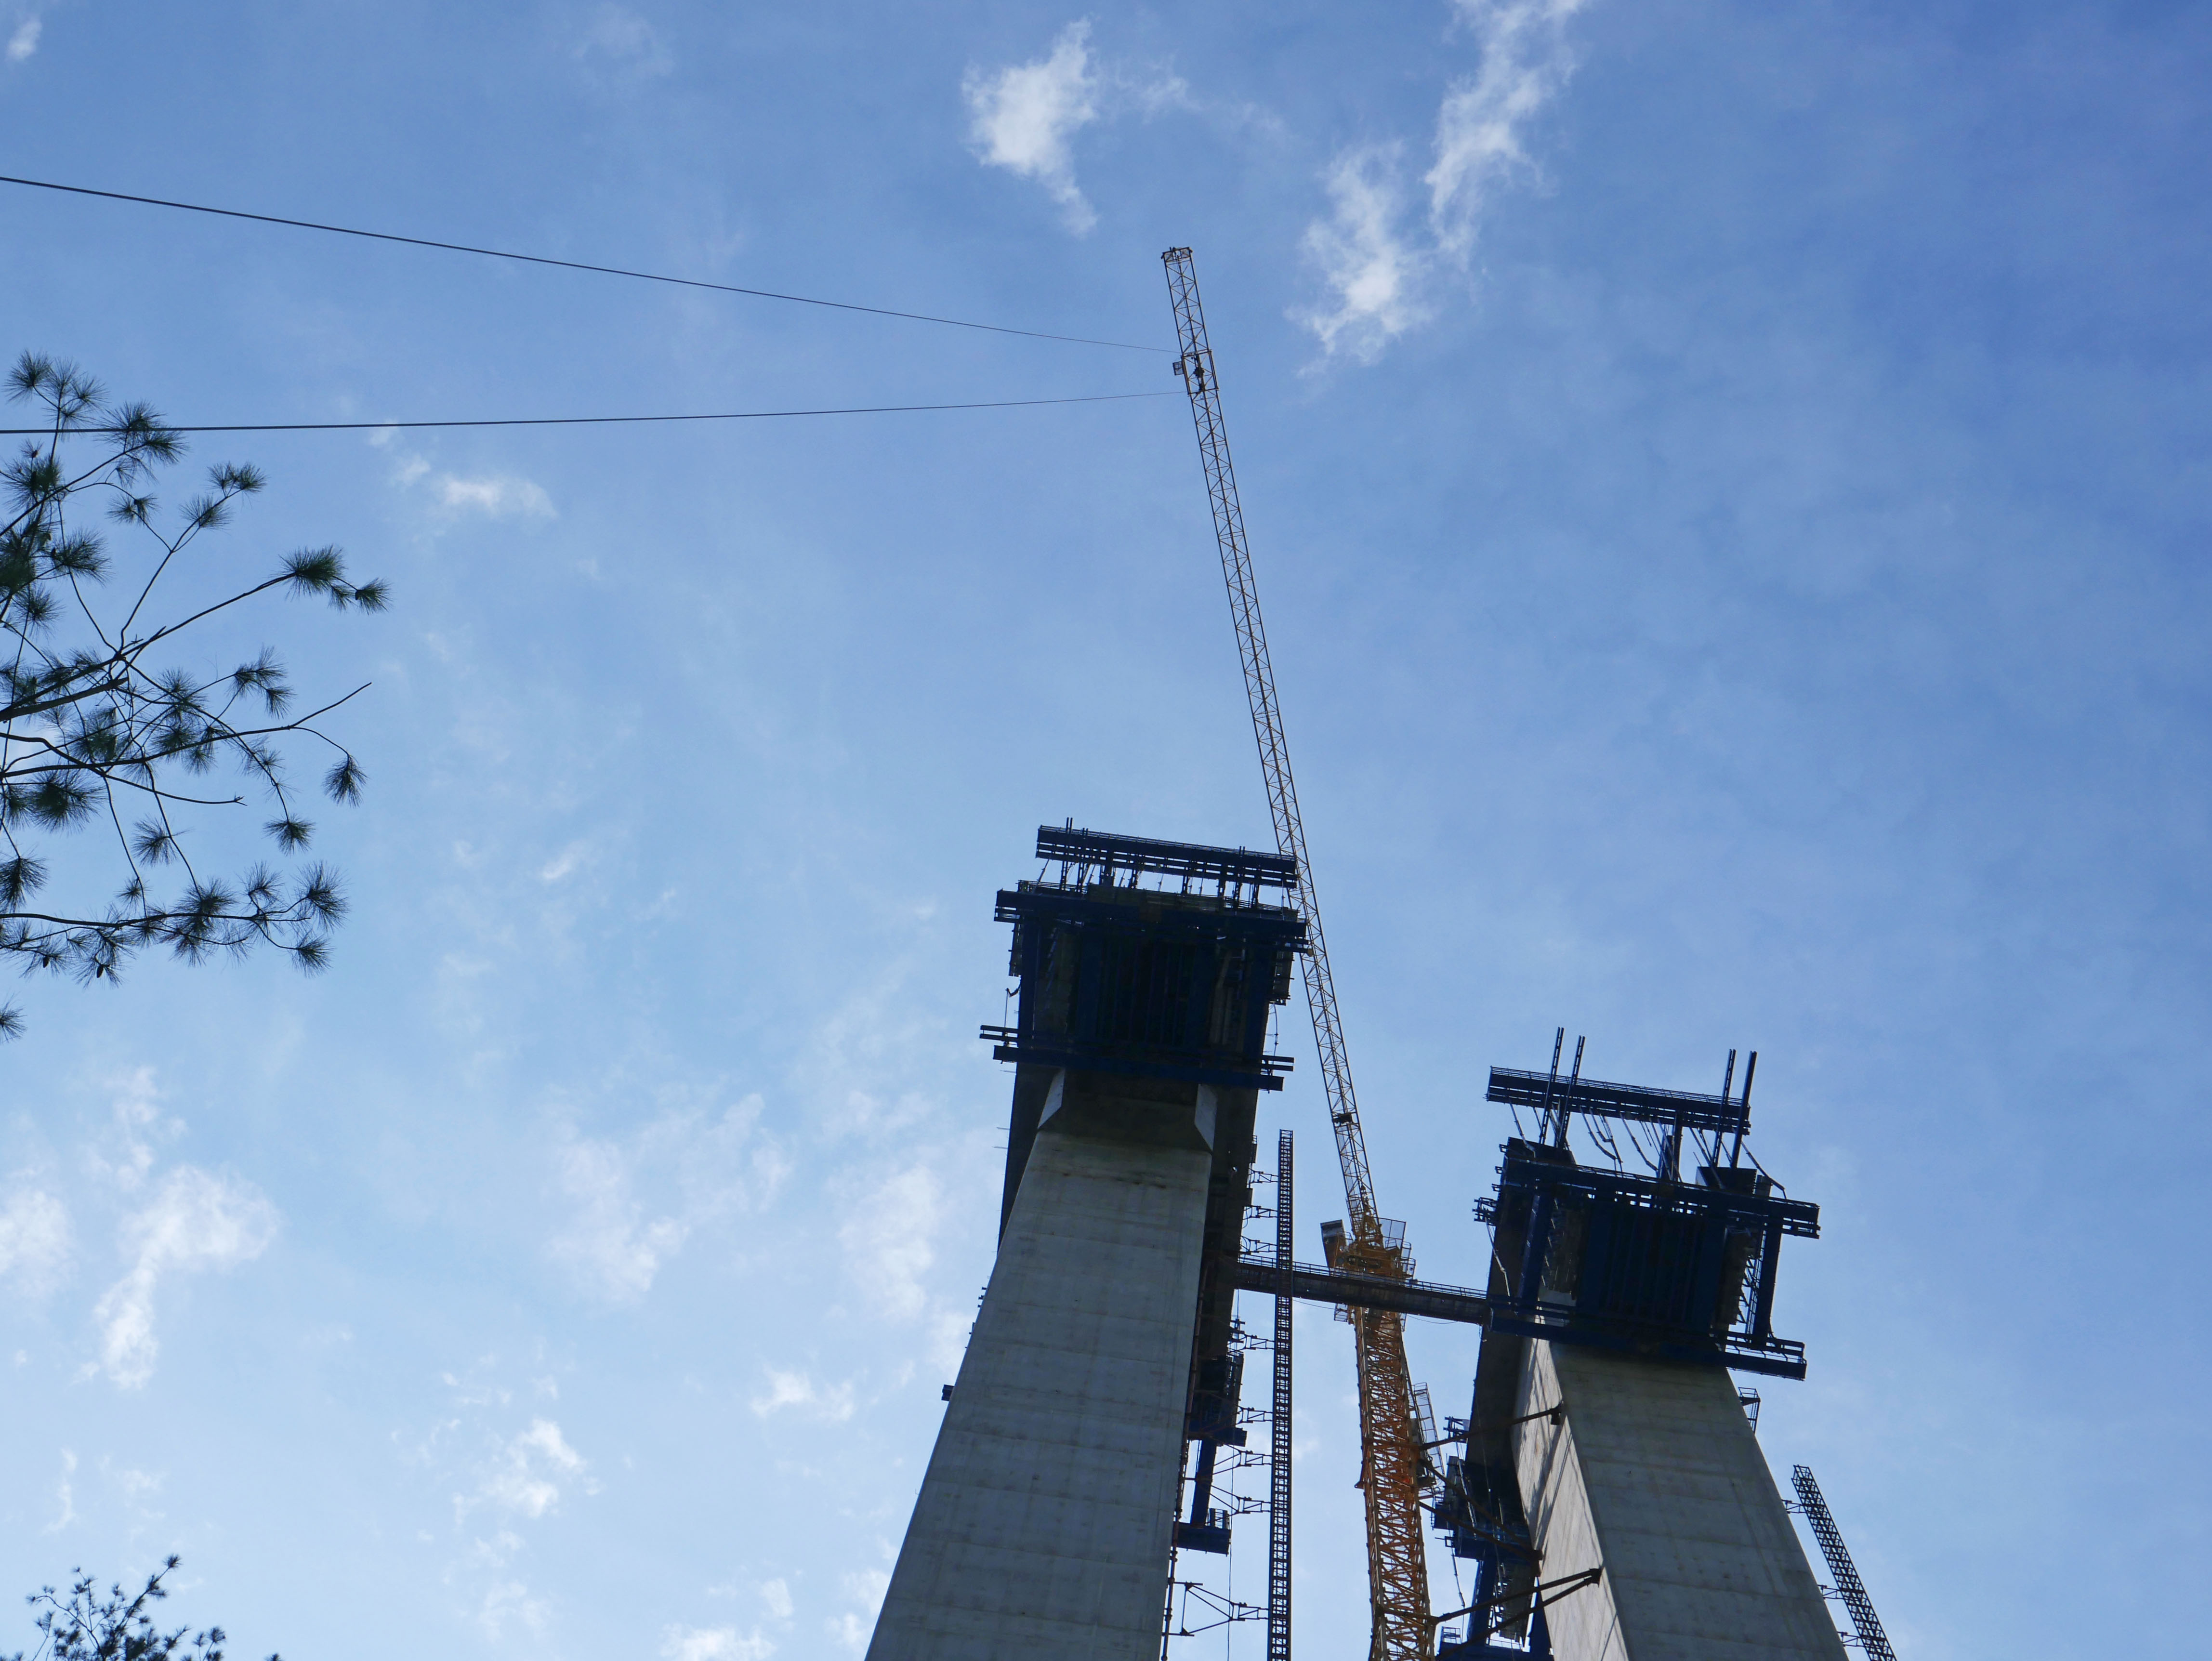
[8,1556,277,1661]
[0,353,386,1034]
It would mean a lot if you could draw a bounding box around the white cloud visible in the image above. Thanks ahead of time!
[926,1308,970,1376]
[538,841,592,883]
[1295,0,1589,361]
[43,1449,75,1533]
[91,1166,278,1388]
[838,1165,942,1321]
[963,22,1101,233]
[549,1134,688,1304]
[748,1367,855,1423]
[824,1569,890,1652]
[960,25,1189,235]
[793,971,945,1140]
[7,16,39,63]
[546,1093,783,1304]
[471,1417,588,1520]
[477,1580,549,1641]
[1427,0,1590,262]
[389,452,557,520]
[759,1579,793,1621]
[436,474,556,519]
[0,1186,70,1294]
[577,5,672,77]
[841,1569,890,1614]
[108,1462,163,1521]
[88,1066,169,1193]
[1295,145,1434,365]
[662,1627,774,1661]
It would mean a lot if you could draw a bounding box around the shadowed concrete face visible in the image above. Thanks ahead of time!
[1514,1341,1847,1661]
[866,1072,1216,1661]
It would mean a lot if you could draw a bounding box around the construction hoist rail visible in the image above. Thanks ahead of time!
[1163,246,1434,1661]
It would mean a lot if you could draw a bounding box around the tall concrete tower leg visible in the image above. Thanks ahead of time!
[1510,1343,1848,1661]
[866,1071,1218,1661]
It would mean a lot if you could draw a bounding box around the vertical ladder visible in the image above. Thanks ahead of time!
[1791,1465,1898,1661]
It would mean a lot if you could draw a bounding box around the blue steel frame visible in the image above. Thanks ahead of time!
[1433,1453,1541,1610]
[1487,1149,1817,1380]
[1486,1065,1750,1140]
[984,881,1305,1092]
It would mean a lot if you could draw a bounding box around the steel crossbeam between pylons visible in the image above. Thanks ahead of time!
[1163,247,1433,1661]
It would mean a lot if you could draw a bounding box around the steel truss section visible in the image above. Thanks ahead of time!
[1165,244,1433,1661]
[1227,1255,1491,1326]
[1486,1065,1752,1139]
[1037,823,1298,896]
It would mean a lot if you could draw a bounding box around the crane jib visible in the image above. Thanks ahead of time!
[1162,245,1437,1661]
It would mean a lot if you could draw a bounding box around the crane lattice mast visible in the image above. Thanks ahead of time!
[1269,1130,1295,1661]
[1163,246,1435,1661]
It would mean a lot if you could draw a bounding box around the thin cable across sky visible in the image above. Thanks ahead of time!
[0,390,1176,438]
[0,172,1168,354]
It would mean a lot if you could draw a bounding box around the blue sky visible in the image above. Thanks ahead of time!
[1,1,2207,1656]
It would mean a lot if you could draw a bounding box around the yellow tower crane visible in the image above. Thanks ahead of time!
[1163,247,1435,1661]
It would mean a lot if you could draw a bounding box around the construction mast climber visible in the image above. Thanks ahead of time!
[1164,247,1435,1661]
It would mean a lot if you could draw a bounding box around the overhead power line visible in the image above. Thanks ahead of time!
[0,389,1175,438]
[0,172,1167,355]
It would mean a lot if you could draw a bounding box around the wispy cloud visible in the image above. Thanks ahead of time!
[476,1579,549,1642]
[0,1186,70,1295]
[837,1165,942,1322]
[539,840,592,883]
[1428,0,1591,261]
[962,21,1188,236]
[92,1166,278,1388]
[748,1367,855,1422]
[88,1066,169,1193]
[406,1369,603,1638]
[7,15,40,63]
[468,1417,590,1521]
[964,22,1102,233]
[1295,145,1435,366]
[549,1135,689,1304]
[1298,0,1590,361]
[546,1092,785,1304]
[662,1627,774,1661]
[43,1449,75,1533]
[827,1569,890,1652]
[436,474,556,519]
[390,452,557,521]
[575,5,672,78]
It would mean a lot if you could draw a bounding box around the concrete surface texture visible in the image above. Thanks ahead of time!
[1513,1340,1847,1661]
[865,1070,1216,1661]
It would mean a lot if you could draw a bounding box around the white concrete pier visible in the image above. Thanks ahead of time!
[865,1071,1216,1661]
[1513,1341,1847,1661]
